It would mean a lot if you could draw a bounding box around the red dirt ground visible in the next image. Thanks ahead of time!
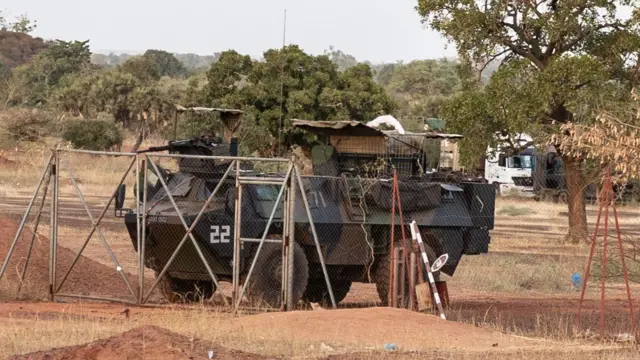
[6,325,276,360]
[226,306,549,351]
[0,217,156,302]
[0,302,620,359]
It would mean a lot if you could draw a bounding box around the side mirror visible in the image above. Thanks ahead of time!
[115,184,126,210]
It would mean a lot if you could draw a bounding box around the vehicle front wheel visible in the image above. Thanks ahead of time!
[244,241,309,308]
[303,278,352,306]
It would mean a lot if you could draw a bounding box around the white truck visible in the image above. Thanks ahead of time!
[484,133,535,197]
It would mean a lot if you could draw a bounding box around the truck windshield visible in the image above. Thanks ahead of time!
[507,155,534,169]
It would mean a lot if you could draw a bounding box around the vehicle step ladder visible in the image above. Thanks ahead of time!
[341,173,368,221]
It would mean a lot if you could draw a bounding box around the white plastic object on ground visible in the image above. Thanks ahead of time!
[366,115,405,134]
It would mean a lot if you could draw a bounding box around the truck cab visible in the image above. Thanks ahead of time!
[484,133,535,196]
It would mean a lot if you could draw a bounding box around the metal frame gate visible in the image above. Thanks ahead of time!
[0,150,336,310]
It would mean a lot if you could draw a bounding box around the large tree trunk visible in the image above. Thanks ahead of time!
[563,155,588,244]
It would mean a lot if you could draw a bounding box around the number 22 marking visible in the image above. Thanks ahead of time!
[210,225,230,244]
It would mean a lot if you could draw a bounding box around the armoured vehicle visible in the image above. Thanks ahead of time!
[120,114,496,307]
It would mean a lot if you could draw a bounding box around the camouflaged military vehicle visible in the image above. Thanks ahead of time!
[121,114,495,307]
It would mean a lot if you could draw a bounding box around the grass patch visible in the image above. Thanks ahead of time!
[448,252,587,293]
[498,205,537,217]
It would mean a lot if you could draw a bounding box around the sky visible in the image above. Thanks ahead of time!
[2,0,456,64]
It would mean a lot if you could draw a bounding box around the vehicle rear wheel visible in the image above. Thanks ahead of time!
[303,278,352,306]
[158,273,215,303]
[375,243,440,307]
[244,241,309,308]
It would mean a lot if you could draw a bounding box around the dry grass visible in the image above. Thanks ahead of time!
[447,250,585,293]
[0,304,637,359]
[3,139,640,359]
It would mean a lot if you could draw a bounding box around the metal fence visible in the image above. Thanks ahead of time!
[0,149,336,312]
[1,147,639,338]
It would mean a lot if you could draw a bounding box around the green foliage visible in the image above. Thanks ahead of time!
[381,59,463,129]
[14,39,92,106]
[201,45,395,155]
[91,52,220,71]
[62,119,123,151]
[416,0,640,168]
[53,68,175,133]
[143,49,187,78]
[373,63,397,86]
[119,56,160,83]
[36,40,92,87]
[204,50,252,107]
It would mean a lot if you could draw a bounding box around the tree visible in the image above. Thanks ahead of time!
[53,67,175,149]
[119,55,160,83]
[335,63,397,121]
[324,46,359,71]
[201,46,395,156]
[204,50,252,108]
[15,39,92,105]
[381,59,462,129]
[10,14,37,34]
[417,0,640,243]
[0,12,37,34]
[143,49,187,78]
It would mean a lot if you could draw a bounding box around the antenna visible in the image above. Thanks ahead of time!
[276,9,287,157]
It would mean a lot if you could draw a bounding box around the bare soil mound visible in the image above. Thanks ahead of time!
[0,217,148,301]
[7,325,276,360]
[228,307,555,352]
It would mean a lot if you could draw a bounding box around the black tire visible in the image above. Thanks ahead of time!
[375,243,440,307]
[303,278,352,305]
[158,274,216,303]
[244,241,309,308]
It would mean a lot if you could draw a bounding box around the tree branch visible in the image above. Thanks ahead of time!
[559,22,625,54]
[475,48,510,75]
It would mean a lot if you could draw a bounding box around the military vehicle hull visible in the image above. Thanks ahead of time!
[123,173,495,305]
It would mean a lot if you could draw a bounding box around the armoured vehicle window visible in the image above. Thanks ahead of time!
[149,173,194,201]
[168,174,194,197]
[255,185,279,200]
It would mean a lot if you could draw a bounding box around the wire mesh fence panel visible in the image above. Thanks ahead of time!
[0,153,54,301]
[51,150,140,303]
[137,154,232,305]
[137,153,300,310]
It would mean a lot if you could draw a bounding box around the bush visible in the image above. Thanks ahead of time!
[0,108,55,147]
[62,119,123,151]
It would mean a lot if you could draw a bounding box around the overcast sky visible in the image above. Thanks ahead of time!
[2,0,456,63]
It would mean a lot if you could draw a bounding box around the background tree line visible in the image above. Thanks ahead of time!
[0,16,476,155]
[1,1,638,245]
